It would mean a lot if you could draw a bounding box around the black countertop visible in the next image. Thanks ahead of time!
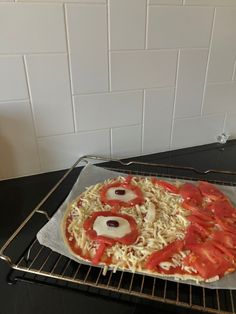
[1,141,236,314]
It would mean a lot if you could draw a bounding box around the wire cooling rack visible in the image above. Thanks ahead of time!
[1,155,236,314]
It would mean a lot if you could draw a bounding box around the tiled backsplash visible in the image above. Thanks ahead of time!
[0,0,236,179]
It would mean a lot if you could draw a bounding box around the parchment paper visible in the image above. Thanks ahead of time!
[37,163,236,289]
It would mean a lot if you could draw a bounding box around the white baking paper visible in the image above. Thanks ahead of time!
[37,163,236,289]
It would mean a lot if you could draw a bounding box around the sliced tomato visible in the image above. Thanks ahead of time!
[184,224,209,248]
[91,242,107,265]
[185,242,233,279]
[124,175,133,184]
[207,200,236,219]
[187,215,214,228]
[100,182,144,207]
[182,199,202,212]
[146,240,184,270]
[152,178,179,194]
[212,242,235,262]
[184,225,203,247]
[198,181,226,201]
[212,231,236,250]
[179,183,202,206]
[215,216,236,234]
[191,210,213,222]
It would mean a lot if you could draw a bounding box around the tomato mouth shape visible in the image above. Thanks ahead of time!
[83,211,139,265]
[100,181,144,207]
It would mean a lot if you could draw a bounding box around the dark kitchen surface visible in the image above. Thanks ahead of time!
[1,140,236,314]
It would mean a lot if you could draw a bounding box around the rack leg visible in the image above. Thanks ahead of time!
[6,269,18,285]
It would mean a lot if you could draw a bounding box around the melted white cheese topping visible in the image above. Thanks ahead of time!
[106,187,136,202]
[93,216,131,239]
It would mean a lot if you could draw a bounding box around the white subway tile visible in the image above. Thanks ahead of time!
[208,8,236,82]
[25,54,74,137]
[38,130,110,171]
[109,0,146,50]
[149,0,182,4]
[110,50,177,91]
[0,56,28,101]
[172,114,224,149]
[74,91,143,131]
[111,125,142,158]
[203,82,236,114]
[143,88,175,154]
[175,49,208,118]
[0,101,40,180]
[66,4,108,94]
[0,3,66,53]
[147,6,214,48]
[185,0,236,6]
[224,113,236,139]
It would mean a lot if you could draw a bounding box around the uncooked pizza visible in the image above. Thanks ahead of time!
[62,175,236,283]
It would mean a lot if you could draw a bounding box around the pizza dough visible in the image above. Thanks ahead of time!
[62,175,236,283]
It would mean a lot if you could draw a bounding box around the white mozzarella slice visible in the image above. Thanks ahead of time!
[93,216,131,239]
[106,187,136,202]
[145,202,156,223]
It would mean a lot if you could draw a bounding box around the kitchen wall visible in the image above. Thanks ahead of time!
[0,0,236,180]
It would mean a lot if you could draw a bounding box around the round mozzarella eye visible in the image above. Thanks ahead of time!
[106,187,136,202]
[93,216,131,239]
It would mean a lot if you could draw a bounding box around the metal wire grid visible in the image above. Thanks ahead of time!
[1,156,236,314]
[12,236,236,314]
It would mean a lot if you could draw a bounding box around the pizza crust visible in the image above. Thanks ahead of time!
[61,175,235,283]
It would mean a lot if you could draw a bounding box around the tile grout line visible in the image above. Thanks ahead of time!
[63,3,77,133]
[207,80,235,86]
[169,49,180,149]
[141,89,146,154]
[232,59,236,81]
[107,0,112,92]
[0,52,67,56]
[222,112,227,134]
[0,98,29,104]
[22,55,42,169]
[144,0,148,50]
[72,86,175,97]
[200,7,216,116]
[109,128,112,158]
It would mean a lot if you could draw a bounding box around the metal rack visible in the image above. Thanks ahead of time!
[1,155,236,314]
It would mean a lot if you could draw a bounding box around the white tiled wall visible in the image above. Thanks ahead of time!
[1,0,236,179]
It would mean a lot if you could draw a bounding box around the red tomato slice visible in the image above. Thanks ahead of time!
[184,224,209,248]
[198,181,226,201]
[184,225,202,247]
[146,240,184,270]
[124,175,133,184]
[207,200,236,219]
[212,231,236,250]
[179,183,202,205]
[182,199,202,212]
[152,178,179,194]
[215,216,236,234]
[187,215,213,228]
[100,182,144,207]
[191,210,213,222]
[185,242,233,279]
[212,242,235,262]
[91,242,107,265]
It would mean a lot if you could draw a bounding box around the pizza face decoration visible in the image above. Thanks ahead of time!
[62,176,236,283]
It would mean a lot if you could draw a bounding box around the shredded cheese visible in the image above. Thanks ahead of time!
[65,176,192,277]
